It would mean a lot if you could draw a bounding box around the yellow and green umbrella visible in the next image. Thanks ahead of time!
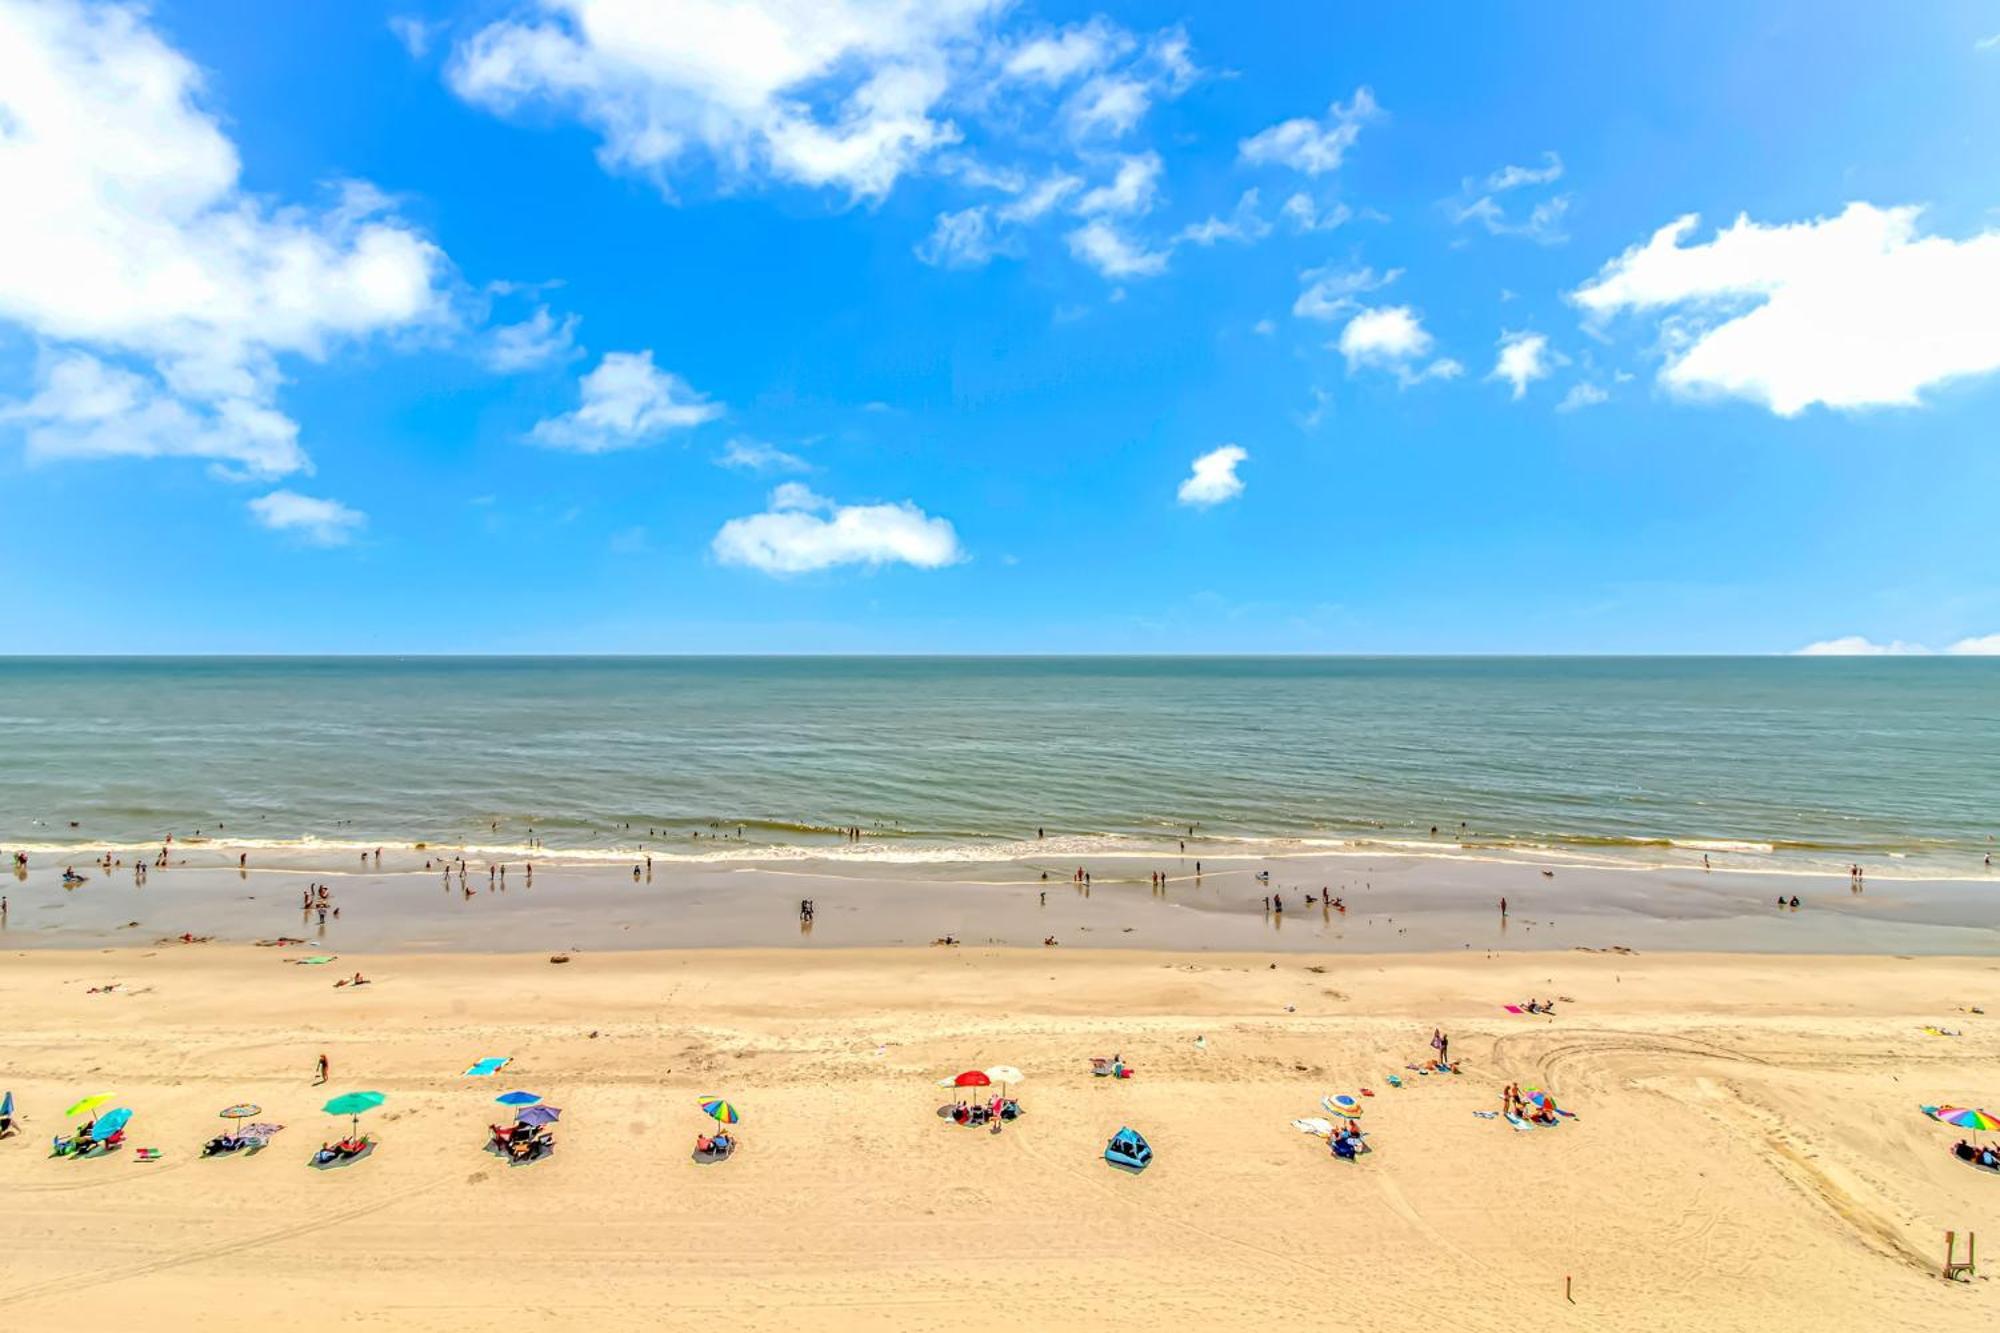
[65,1094,112,1119]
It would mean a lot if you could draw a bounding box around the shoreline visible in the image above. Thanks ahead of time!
[5,848,1996,956]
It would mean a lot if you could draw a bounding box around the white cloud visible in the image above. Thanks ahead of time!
[1483,151,1564,193]
[1066,73,1152,139]
[1252,318,1277,337]
[1175,190,1271,247]
[449,0,1007,201]
[1177,444,1246,507]
[1238,87,1381,176]
[1978,33,2000,52]
[1003,19,1131,85]
[996,172,1082,223]
[1074,153,1161,217]
[1796,633,2000,656]
[1490,330,1561,399]
[713,483,963,574]
[1794,636,1929,656]
[4,350,306,478]
[1280,193,1350,234]
[1065,220,1169,278]
[248,490,366,546]
[717,437,811,473]
[1572,203,2000,416]
[484,305,581,372]
[0,0,451,483]
[1451,152,1568,244]
[530,350,722,452]
[1292,264,1399,321]
[1557,382,1610,412]
[1339,306,1461,385]
[388,14,441,58]
[915,205,1015,267]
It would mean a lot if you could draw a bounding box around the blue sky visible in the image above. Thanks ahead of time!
[2,0,1999,653]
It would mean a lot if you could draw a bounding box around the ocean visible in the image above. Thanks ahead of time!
[1,656,1994,877]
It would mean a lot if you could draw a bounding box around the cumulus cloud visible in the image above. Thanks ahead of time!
[448,0,1007,202]
[1557,382,1610,412]
[529,350,722,452]
[1238,87,1381,176]
[484,305,582,372]
[248,490,366,546]
[1003,18,1131,85]
[1451,151,1569,244]
[915,205,1015,267]
[1490,330,1561,399]
[1176,443,1246,507]
[1280,193,1351,234]
[1065,220,1170,278]
[1074,153,1162,217]
[1338,307,1462,384]
[716,437,811,473]
[1292,264,1399,322]
[1571,203,2000,415]
[1175,190,1271,247]
[0,0,451,482]
[713,482,963,574]
[1794,635,2000,656]
[388,14,441,58]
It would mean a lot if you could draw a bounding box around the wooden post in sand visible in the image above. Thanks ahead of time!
[1943,1231,1975,1281]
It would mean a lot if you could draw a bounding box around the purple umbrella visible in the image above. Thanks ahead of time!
[514,1105,561,1127]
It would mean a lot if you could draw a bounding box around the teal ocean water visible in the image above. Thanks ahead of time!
[1,657,1994,876]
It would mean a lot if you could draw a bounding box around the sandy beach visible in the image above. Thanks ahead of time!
[2,944,1996,1331]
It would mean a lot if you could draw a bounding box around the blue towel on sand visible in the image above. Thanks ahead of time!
[464,1057,511,1077]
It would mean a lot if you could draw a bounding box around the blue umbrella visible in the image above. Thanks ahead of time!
[95,1107,132,1136]
[514,1104,561,1127]
[495,1091,542,1107]
[1,1090,13,1119]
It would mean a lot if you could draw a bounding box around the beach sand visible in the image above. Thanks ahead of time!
[1,945,1997,1330]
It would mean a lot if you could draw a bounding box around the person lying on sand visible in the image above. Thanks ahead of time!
[1044,936,1059,946]
[333,972,370,987]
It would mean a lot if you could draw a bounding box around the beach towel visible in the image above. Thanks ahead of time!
[1504,1113,1532,1132]
[1922,1026,1962,1037]
[1472,1111,1498,1119]
[464,1057,511,1077]
[1386,1075,1402,1088]
[1292,1117,1334,1136]
[1503,1005,1524,1014]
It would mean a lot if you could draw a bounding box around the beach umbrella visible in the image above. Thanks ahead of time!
[1935,1106,2000,1132]
[984,1066,1025,1088]
[1323,1094,1364,1117]
[94,1107,132,1137]
[322,1090,386,1136]
[495,1091,542,1107]
[65,1094,112,1119]
[952,1071,991,1089]
[699,1098,740,1126]
[1,1090,12,1120]
[514,1105,561,1127]
[219,1103,261,1120]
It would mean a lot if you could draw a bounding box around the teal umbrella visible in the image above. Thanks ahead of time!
[1,1090,13,1120]
[322,1090,386,1135]
[95,1107,132,1137]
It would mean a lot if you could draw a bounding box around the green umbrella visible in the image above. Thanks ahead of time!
[321,1090,386,1136]
[65,1093,112,1118]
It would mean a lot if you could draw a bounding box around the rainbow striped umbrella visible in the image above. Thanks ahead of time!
[699,1098,740,1126]
[1323,1094,1364,1117]
[1933,1106,2000,1132]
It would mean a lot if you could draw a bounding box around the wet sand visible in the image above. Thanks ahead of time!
[4,848,1997,954]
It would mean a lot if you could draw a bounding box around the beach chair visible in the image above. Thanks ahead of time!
[1105,1127,1152,1171]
